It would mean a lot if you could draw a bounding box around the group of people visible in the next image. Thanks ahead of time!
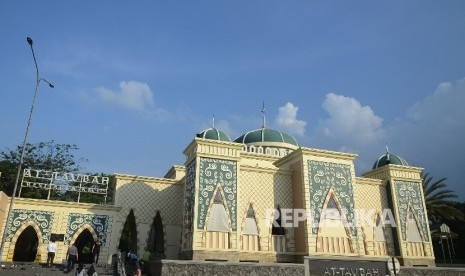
[46,237,150,276]
[127,251,142,276]
[126,249,152,276]
[46,237,102,275]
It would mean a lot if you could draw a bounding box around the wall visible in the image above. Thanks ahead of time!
[151,259,465,276]
[113,174,183,259]
[0,197,119,263]
[0,191,10,245]
[153,259,305,276]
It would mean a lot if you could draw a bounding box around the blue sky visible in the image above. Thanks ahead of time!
[1,1,464,199]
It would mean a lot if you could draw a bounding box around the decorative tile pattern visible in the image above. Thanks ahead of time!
[353,183,389,223]
[64,213,109,245]
[183,162,196,232]
[393,180,429,241]
[116,180,183,225]
[197,158,237,230]
[5,209,54,242]
[239,171,293,234]
[308,161,357,237]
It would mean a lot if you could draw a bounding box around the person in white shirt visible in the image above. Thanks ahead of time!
[47,239,57,267]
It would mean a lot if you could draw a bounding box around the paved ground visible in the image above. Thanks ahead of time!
[0,262,114,276]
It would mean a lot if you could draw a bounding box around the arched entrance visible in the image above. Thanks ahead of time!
[119,209,138,254]
[74,229,95,264]
[147,212,164,256]
[13,226,39,262]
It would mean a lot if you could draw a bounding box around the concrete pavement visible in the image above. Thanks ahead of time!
[0,262,114,276]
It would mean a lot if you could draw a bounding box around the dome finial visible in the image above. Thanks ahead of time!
[212,114,215,128]
[385,143,390,161]
[261,101,266,128]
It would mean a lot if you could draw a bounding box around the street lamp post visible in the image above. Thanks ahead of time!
[0,37,54,267]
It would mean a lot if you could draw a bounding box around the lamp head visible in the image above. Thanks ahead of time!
[49,83,54,88]
[27,37,33,46]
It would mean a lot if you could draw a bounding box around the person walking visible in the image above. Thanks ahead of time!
[46,239,57,267]
[92,237,102,265]
[67,243,79,272]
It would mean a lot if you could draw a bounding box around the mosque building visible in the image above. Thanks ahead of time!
[0,116,435,267]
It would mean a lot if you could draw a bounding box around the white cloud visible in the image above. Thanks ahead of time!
[308,78,465,198]
[96,81,154,113]
[406,77,465,127]
[386,77,465,198]
[315,93,385,149]
[274,102,307,136]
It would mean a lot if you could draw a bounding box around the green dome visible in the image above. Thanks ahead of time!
[234,128,299,147]
[197,128,231,142]
[373,152,409,169]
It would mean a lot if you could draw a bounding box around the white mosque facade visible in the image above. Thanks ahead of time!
[0,125,435,267]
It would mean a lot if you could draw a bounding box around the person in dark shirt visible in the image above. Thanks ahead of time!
[92,237,102,265]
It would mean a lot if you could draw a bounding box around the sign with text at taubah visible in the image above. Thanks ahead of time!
[20,168,109,195]
[305,257,389,276]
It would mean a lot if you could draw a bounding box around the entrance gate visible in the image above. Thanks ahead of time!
[74,229,95,264]
[13,226,39,262]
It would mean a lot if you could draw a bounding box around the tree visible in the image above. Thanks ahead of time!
[72,173,115,204]
[422,172,464,222]
[0,141,86,199]
[0,140,113,204]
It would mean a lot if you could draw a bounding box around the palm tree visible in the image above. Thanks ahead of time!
[422,172,464,222]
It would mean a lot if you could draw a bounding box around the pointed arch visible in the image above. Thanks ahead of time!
[147,211,165,255]
[406,205,424,242]
[372,213,389,256]
[243,203,259,235]
[119,209,138,254]
[71,227,97,264]
[406,205,426,257]
[203,185,231,249]
[68,224,99,264]
[69,224,99,245]
[316,189,353,254]
[241,203,260,251]
[204,185,232,232]
[318,189,352,237]
[12,223,42,262]
[9,220,44,247]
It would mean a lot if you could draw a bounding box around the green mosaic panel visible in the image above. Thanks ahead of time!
[64,213,109,245]
[197,158,237,230]
[5,209,54,243]
[393,180,429,242]
[307,160,357,236]
[183,161,196,232]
